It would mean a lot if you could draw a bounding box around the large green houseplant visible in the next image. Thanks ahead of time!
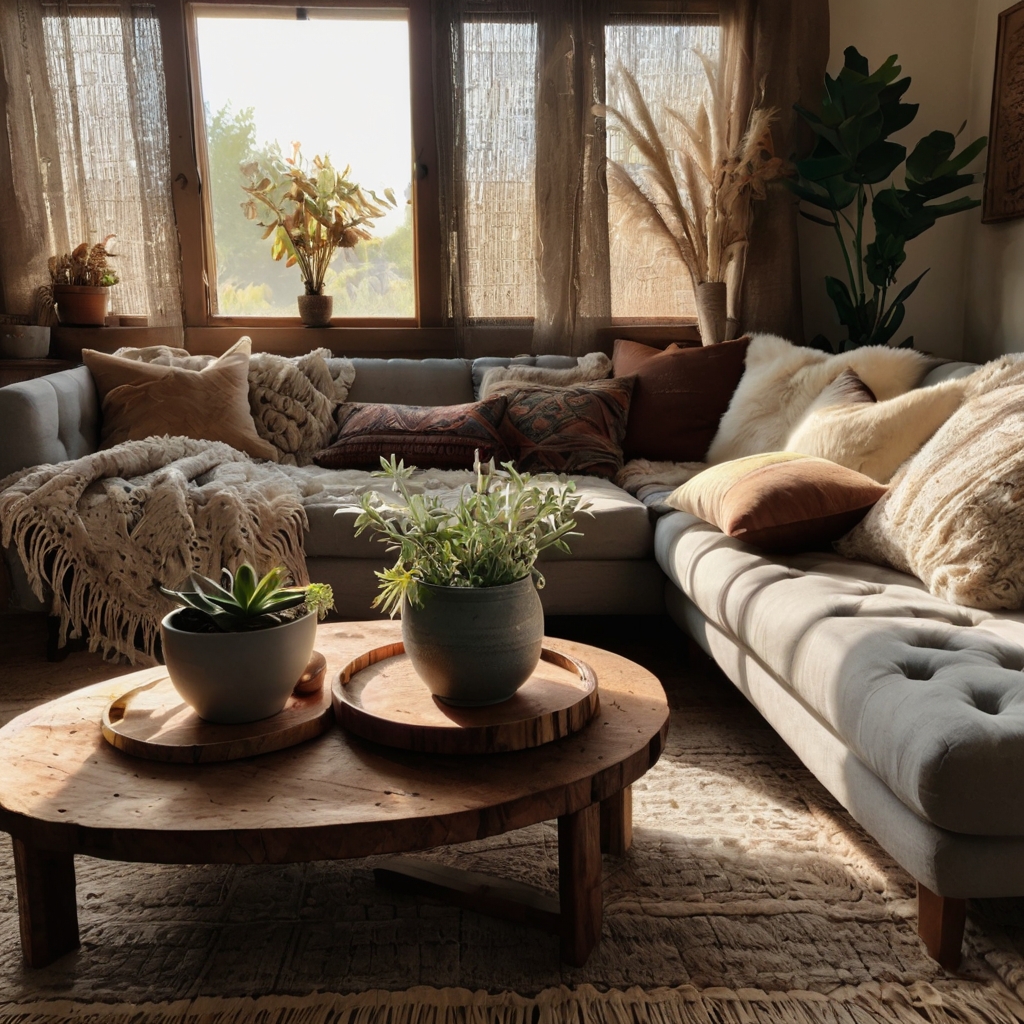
[788,47,987,351]
[354,456,584,706]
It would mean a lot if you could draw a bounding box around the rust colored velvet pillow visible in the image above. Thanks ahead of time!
[667,452,888,552]
[613,336,750,462]
[314,396,510,470]
[491,377,635,479]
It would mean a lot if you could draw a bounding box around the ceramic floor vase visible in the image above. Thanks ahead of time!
[401,577,544,706]
[53,285,109,327]
[160,609,317,724]
[297,293,333,327]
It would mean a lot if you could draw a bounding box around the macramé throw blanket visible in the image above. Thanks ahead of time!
[0,437,309,664]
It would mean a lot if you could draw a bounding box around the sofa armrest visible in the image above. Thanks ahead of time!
[0,366,99,481]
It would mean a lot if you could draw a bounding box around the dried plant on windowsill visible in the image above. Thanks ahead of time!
[48,235,120,287]
[594,54,785,343]
[241,143,396,297]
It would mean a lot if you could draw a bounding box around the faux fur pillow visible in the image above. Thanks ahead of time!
[113,341,355,465]
[838,383,1024,609]
[479,351,611,399]
[706,334,934,464]
[784,378,969,483]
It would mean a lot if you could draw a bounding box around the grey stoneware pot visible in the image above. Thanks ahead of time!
[160,609,317,724]
[401,576,544,707]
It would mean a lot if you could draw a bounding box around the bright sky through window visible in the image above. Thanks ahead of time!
[194,12,414,318]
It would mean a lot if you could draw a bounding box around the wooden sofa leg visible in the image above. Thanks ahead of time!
[917,882,966,970]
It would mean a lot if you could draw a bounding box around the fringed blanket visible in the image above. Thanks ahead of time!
[0,437,309,664]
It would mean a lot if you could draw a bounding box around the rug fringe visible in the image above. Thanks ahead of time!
[3,980,1024,1024]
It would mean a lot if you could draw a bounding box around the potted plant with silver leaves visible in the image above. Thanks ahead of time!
[159,565,334,724]
[354,455,584,707]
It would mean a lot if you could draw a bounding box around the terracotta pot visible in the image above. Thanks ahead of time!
[160,609,317,724]
[401,577,544,707]
[695,281,727,346]
[297,293,333,327]
[53,285,110,327]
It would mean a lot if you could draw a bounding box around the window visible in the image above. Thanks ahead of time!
[604,15,720,321]
[191,5,416,320]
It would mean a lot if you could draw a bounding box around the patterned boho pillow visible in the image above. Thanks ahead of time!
[314,396,510,470]
[490,377,635,479]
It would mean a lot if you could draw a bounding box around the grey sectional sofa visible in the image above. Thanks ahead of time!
[0,352,1015,968]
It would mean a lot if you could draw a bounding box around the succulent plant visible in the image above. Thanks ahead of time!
[160,564,334,632]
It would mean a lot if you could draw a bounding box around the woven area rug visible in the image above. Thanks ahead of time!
[2,618,1024,1023]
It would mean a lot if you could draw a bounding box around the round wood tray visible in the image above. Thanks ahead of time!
[101,653,332,764]
[332,640,599,754]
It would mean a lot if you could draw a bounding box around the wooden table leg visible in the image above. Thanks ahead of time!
[558,801,602,966]
[13,838,80,967]
[600,786,632,855]
[917,882,966,971]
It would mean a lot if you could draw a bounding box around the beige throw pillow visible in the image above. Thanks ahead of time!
[83,338,279,461]
[784,379,968,483]
[838,383,1024,609]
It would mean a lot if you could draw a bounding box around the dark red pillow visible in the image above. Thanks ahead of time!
[314,396,510,470]
[613,337,750,462]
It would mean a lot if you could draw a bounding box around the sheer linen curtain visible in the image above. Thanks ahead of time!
[0,1,182,327]
[434,0,828,354]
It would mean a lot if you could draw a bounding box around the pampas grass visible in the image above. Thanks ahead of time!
[595,53,784,299]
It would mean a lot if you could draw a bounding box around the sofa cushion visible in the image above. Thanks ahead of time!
[346,358,474,406]
[314,396,510,470]
[667,452,886,551]
[471,355,577,398]
[656,510,1024,836]
[492,377,635,479]
[304,476,654,561]
[613,337,749,462]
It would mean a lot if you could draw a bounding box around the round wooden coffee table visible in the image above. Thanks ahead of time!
[0,621,669,969]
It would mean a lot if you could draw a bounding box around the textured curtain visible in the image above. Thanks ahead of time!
[721,0,830,342]
[0,1,182,327]
[434,0,828,352]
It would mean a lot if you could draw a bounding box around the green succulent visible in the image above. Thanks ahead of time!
[160,564,334,632]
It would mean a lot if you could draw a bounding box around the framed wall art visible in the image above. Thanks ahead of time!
[984,0,1024,222]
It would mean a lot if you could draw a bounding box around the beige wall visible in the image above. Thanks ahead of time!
[963,0,1024,360]
[799,1,980,358]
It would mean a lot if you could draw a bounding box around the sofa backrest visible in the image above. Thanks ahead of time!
[346,358,474,405]
[0,365,98,480]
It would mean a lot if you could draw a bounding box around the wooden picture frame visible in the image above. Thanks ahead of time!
[984,1,1024,222]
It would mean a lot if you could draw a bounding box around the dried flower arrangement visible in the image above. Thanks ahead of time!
[48,235,119,287]
[241,143,395,298]
[594,54,785,344]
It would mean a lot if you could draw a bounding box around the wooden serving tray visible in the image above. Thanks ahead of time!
[332,640,599,755]
[101,654,332,764]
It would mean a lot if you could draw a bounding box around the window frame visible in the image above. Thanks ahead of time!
[162,0,443,338]
[133,0,711,355]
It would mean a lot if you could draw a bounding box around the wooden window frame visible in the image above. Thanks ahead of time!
[154,0,444,354]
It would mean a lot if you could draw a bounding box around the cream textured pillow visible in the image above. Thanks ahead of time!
[83,338,279,461]
[112,342,355,465]
[479,352,611,399]
[784,379,968,483]
[838,383,1024,609]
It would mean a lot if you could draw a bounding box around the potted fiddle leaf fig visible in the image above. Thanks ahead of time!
[241,143,396,326]
[47,236,120,326]
[788,47,987,352]
[159,565,334,724]
[353,455,584,707]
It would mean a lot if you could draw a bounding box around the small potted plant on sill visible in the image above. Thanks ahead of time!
[353,455,585,707]
[159,564,334,725]
[47,235,119,326]
[241,143,396,326]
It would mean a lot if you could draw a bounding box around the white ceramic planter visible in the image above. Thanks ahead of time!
[160,609,317,724]
[401,577,544,706]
